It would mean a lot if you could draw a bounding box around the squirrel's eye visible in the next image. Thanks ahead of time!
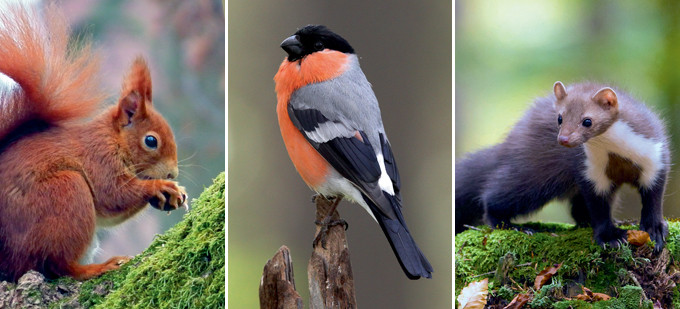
[144,135,158,149]
[582,118,592,127]
[314,41,324,51]
[558,114,562,125]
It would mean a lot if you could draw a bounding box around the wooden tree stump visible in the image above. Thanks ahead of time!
[259,246,303,309]
[259,196,357,309]
[307,195,356,309]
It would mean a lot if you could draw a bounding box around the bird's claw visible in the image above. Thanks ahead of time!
[312,218,348,249]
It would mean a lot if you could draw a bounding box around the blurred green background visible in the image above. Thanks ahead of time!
[55,0,225,262]
[456,1,680,224]
[229,1,451,308]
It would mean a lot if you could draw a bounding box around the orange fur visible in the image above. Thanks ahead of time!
[0,4,104,140]
[0,5,183,281]
[274,51,348,188]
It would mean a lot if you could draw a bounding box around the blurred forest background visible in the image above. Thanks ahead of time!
[228,1,451,308]
[456,1,680,224]
[38,0,225,262]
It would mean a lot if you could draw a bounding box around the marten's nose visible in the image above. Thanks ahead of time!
[558,135,569,145]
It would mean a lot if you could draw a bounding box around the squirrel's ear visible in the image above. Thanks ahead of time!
[116,90,144,126]
[116,57,153,126]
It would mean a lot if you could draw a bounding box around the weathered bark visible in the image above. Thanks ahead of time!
[307,196,356,309]
[260,196,357,309]
[259,246,303,309]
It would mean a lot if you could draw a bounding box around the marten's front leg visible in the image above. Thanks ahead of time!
[639,170,669,251]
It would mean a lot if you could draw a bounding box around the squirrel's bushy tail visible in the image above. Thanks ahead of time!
[0,4,104,141]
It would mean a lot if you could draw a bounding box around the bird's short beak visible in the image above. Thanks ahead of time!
[281,35,303,61]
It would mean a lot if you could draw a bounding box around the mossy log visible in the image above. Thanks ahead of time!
[455,222,680,308]
[260,196,356,309]
[0,172,225,308]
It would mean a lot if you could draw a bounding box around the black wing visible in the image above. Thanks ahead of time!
[288,104,398,219]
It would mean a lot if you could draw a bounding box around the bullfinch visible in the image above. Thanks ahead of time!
[274,25,433,280]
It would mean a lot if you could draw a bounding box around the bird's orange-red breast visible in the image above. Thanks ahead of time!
[274,50,348,189]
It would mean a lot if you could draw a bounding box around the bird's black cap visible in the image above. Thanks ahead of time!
[280,25,355,61]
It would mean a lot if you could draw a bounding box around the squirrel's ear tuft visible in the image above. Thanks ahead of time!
[116,57,152,126]
[121,57,152,104]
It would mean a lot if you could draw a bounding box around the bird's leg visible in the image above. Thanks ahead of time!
[313,195,348,249]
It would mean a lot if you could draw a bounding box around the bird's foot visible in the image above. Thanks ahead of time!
[312,217,348,249]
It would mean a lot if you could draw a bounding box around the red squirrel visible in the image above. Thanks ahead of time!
[0,5,187,281]
[456,82,670,250]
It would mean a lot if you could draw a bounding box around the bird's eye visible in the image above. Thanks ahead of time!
[558,114,562,125]
[582,118,592,127]
[314,41,324,51]
[144,135,158,149]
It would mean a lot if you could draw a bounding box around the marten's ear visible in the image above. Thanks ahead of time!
[116,57,153,126]
[553,81,567,101]
[592,87,618,110]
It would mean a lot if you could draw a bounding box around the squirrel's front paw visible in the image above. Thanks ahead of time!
[149,180,188,211]
[101,256,132,273]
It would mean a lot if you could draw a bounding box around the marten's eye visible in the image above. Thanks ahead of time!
[314,41,324,51]
[558,114,562,125]
[582,118,592,127]
[144,135,158,149]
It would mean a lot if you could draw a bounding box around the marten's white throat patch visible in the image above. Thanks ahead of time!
[583,120,664,194]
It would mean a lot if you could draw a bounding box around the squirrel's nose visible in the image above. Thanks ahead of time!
[167,167,179,179]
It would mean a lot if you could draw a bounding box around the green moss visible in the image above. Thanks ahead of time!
[455,223,615,295]
[456,222,672,308]
[666,221,680,261]
[529,282,563,308]
[495,285,515,302]
[552,299,592,309]
[77,172,225,308]
[615,286,652,309]
[673,287,680,308]
[548,286,653,309]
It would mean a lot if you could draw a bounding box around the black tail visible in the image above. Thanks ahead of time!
[365,194,433,280]
[455,145,500,233]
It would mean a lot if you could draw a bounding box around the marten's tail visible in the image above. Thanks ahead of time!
[0,4,104,141]
[455,145,501,233]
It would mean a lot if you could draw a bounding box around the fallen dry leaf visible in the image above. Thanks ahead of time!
[582,286,594,298]
[534,263,563,290]
[627,230,651,246]
[576,294,591,301]
[457,278,488,309]
[503,293,531,309]
[575,286,611,303]
[592,292,611,301]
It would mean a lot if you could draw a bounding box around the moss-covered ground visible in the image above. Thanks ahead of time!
[76,172,226,308]
[455,221,680,308]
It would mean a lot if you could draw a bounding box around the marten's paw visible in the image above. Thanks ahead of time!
[594,227,628,249]
[640,218,668,252]
[149,180,188,211]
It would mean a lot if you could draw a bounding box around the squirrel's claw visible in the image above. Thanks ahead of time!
[150,181,187,212]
